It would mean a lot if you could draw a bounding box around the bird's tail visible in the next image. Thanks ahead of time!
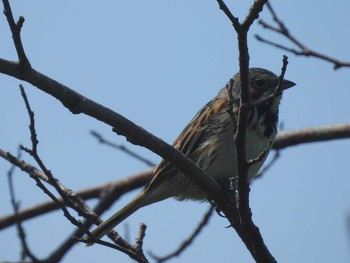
[87,190,150,245]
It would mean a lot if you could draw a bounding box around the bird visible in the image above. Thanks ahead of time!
[87,68,295,244]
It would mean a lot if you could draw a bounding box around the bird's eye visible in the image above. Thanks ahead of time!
[254,79,266,88]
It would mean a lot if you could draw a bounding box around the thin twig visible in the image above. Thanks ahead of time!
[276,55,289,93]
[0,158,151,230]
[242,56,289,110]
[242,0,268,30]
[7,148,39,262]
[225,78,238,132]
[134,223,147,252]
[77,196,148,263]
[78,236,149,263]
[150,206,214,263]
[253,150,281,181]
[256,2,350,69]
[2,0,31,71]
[3,122,348,229]
[216,0,240,30]
[247,141,272,167]
[19,85,85,230]
[0,136,149,261]
[91,130,156,167]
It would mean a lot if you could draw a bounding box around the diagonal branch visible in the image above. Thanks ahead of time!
[2,0,31,71]
[19,85,89,235]
[0,149,152,230]
[150,205,214,263]
[255,2,350,69]
[0,147,151,262]
[6,148,39,262]
[1,123,349,230]
[90,130,156,167]
[242,0,267,30]
[216,0,240,30]
[0,57,225,206]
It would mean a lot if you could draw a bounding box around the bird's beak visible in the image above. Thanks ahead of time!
[281,79,296,90]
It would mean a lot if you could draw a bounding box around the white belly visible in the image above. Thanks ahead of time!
[207,123,275,182]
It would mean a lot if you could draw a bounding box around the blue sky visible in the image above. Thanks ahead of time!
[1,1,350,262]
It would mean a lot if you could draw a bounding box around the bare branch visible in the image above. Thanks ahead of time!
[253,150,281,180]
[225,78,238,131]
[77,236,148,263]
[18,85,86,230]
[242,0,267,30]
[2,0,31,71]
[242,56,289,118]
[2,1,348,262]
[7,148,39,262]
[0,59,224,203]
[247,141,272,167]
[0,148,150,262]
[91,130,156,167]
[17,86,149,261]
[256,2,350,69]
[216,0,240,30]
[273,124,350,150]
[217,1,276,262]
[134,223,147,253]
[0,55,229,263]
[276,55,289,93]
[1,121,349,262]
[150,206,214,263]
[3,123,348,230]
[0,161,151,230]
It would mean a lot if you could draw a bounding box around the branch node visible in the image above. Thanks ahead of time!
[134,223,147,252]
[17,15,25,28]
[257,2,350,69]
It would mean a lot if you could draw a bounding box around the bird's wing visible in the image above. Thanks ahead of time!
[145,95,235,190]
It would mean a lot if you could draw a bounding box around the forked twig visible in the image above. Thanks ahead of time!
[256,2,350,69]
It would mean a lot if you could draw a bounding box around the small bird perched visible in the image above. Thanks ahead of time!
[87,68,295,244]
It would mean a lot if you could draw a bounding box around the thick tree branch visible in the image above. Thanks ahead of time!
[2,123,348,229]
[0,58,224,200]
[2,0,347,262]
[273,124,350,150]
